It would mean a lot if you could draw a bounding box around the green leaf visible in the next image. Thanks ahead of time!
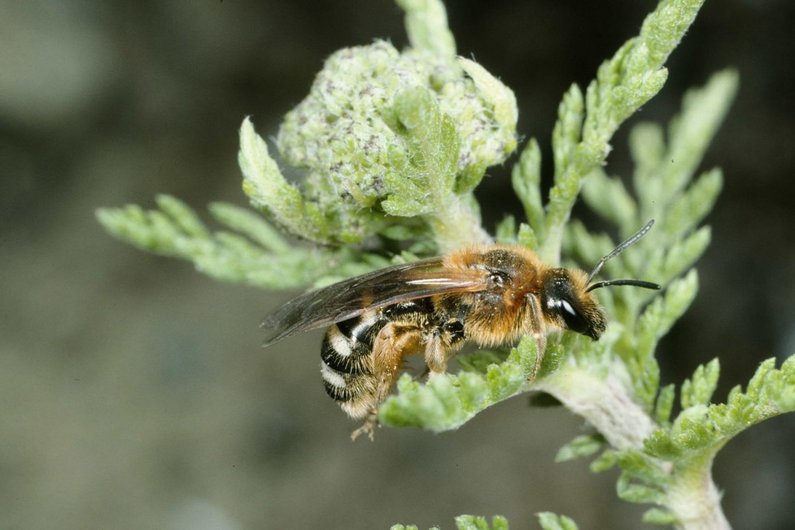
[641,508,678,525]
[654,384,675,425]
[536,512,578,530]
[379,337,542,432]
[396,0,456,58]
[555,434,605,463]
[632,271,698,408]
[457,350,509,374]
[590,449,619,473]
[540,0,709,262]
[209,202,289,253]
[680,358,720,409]
[383,86,490,249]
[634,69,738,217]
[495,215,517,244]
[580,169,637,231]
[511,139,544,238]
[516,223,539,251]
[617,472,665,505]
[239,118,325,242]
[455,515,509,530]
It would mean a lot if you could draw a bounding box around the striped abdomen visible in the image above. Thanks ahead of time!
[319,300,434,419]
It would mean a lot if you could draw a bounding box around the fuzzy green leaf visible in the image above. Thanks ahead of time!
[580,169,638,231]
[617,473,666,505]
[634,69,738,217]
[516,223,539,251]
[455,515,509,530]
[540,0,708,262]
[590,449,619,473]
[640,356,794,527]
[653,226,711,284]
[511,139,544,238]
[648,357,795,458]
[458,58,519,151]
[536,512,578,530]
[654,384,676,426]
[396,0,456,58]
[239,118,326,242]
[97,195,393,290]
[555,434,605,463]
[680,358,720,409]
[379,337,543,432]
[383,86,491,249]
[631,271,698,408]
[551,85,585,183]
[208,202,290,253]
[382,88,457,213]
[457,350,509,374]
[642,508,679,525]
[495,215,517,244]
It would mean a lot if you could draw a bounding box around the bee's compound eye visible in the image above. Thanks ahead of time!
[560,299,576,317]
[548,296,588,335]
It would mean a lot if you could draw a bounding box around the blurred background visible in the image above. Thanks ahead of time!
[1,0,793,528]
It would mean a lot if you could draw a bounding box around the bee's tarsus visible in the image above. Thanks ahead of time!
[351,413,378,442]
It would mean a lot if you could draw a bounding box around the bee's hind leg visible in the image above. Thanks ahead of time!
[348,324,422,442]
[350,410,378,441]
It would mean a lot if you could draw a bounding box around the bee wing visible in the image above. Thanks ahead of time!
[261,256,488,346]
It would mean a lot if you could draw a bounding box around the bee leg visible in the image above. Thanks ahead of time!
[349,324,422,441]
[424,319,466,375]
[424,338,449,375]
[526,293,546,381]
[350,412,378,442]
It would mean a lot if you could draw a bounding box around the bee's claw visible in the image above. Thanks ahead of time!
[350,411,378,442]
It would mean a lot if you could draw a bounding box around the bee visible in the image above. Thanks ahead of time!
[262,220,660,440]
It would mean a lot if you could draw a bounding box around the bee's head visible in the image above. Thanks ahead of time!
[542,269,606,340]
[542,219,661,340]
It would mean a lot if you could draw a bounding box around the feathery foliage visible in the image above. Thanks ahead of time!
[96,1,793,529]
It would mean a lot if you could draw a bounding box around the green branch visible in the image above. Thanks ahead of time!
[509,0,708,262]
[96,194,391,289]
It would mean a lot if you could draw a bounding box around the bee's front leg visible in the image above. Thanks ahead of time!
[525,293,547,381]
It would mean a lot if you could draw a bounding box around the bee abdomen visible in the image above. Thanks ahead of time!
[320,312,386,403]
[319,302,433,415]
[320,363,357,402]
[320,327,371,376]
[321,311,385,372]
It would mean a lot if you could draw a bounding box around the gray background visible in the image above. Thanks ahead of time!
[1,1,793,529]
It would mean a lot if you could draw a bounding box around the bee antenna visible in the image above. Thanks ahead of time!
[585,219,655,285]
[585,279,661,293]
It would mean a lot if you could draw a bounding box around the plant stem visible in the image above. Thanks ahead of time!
[428,195,491,252]
[538,363,731,530]
[667,455,730,530]
[537,364,656,450]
